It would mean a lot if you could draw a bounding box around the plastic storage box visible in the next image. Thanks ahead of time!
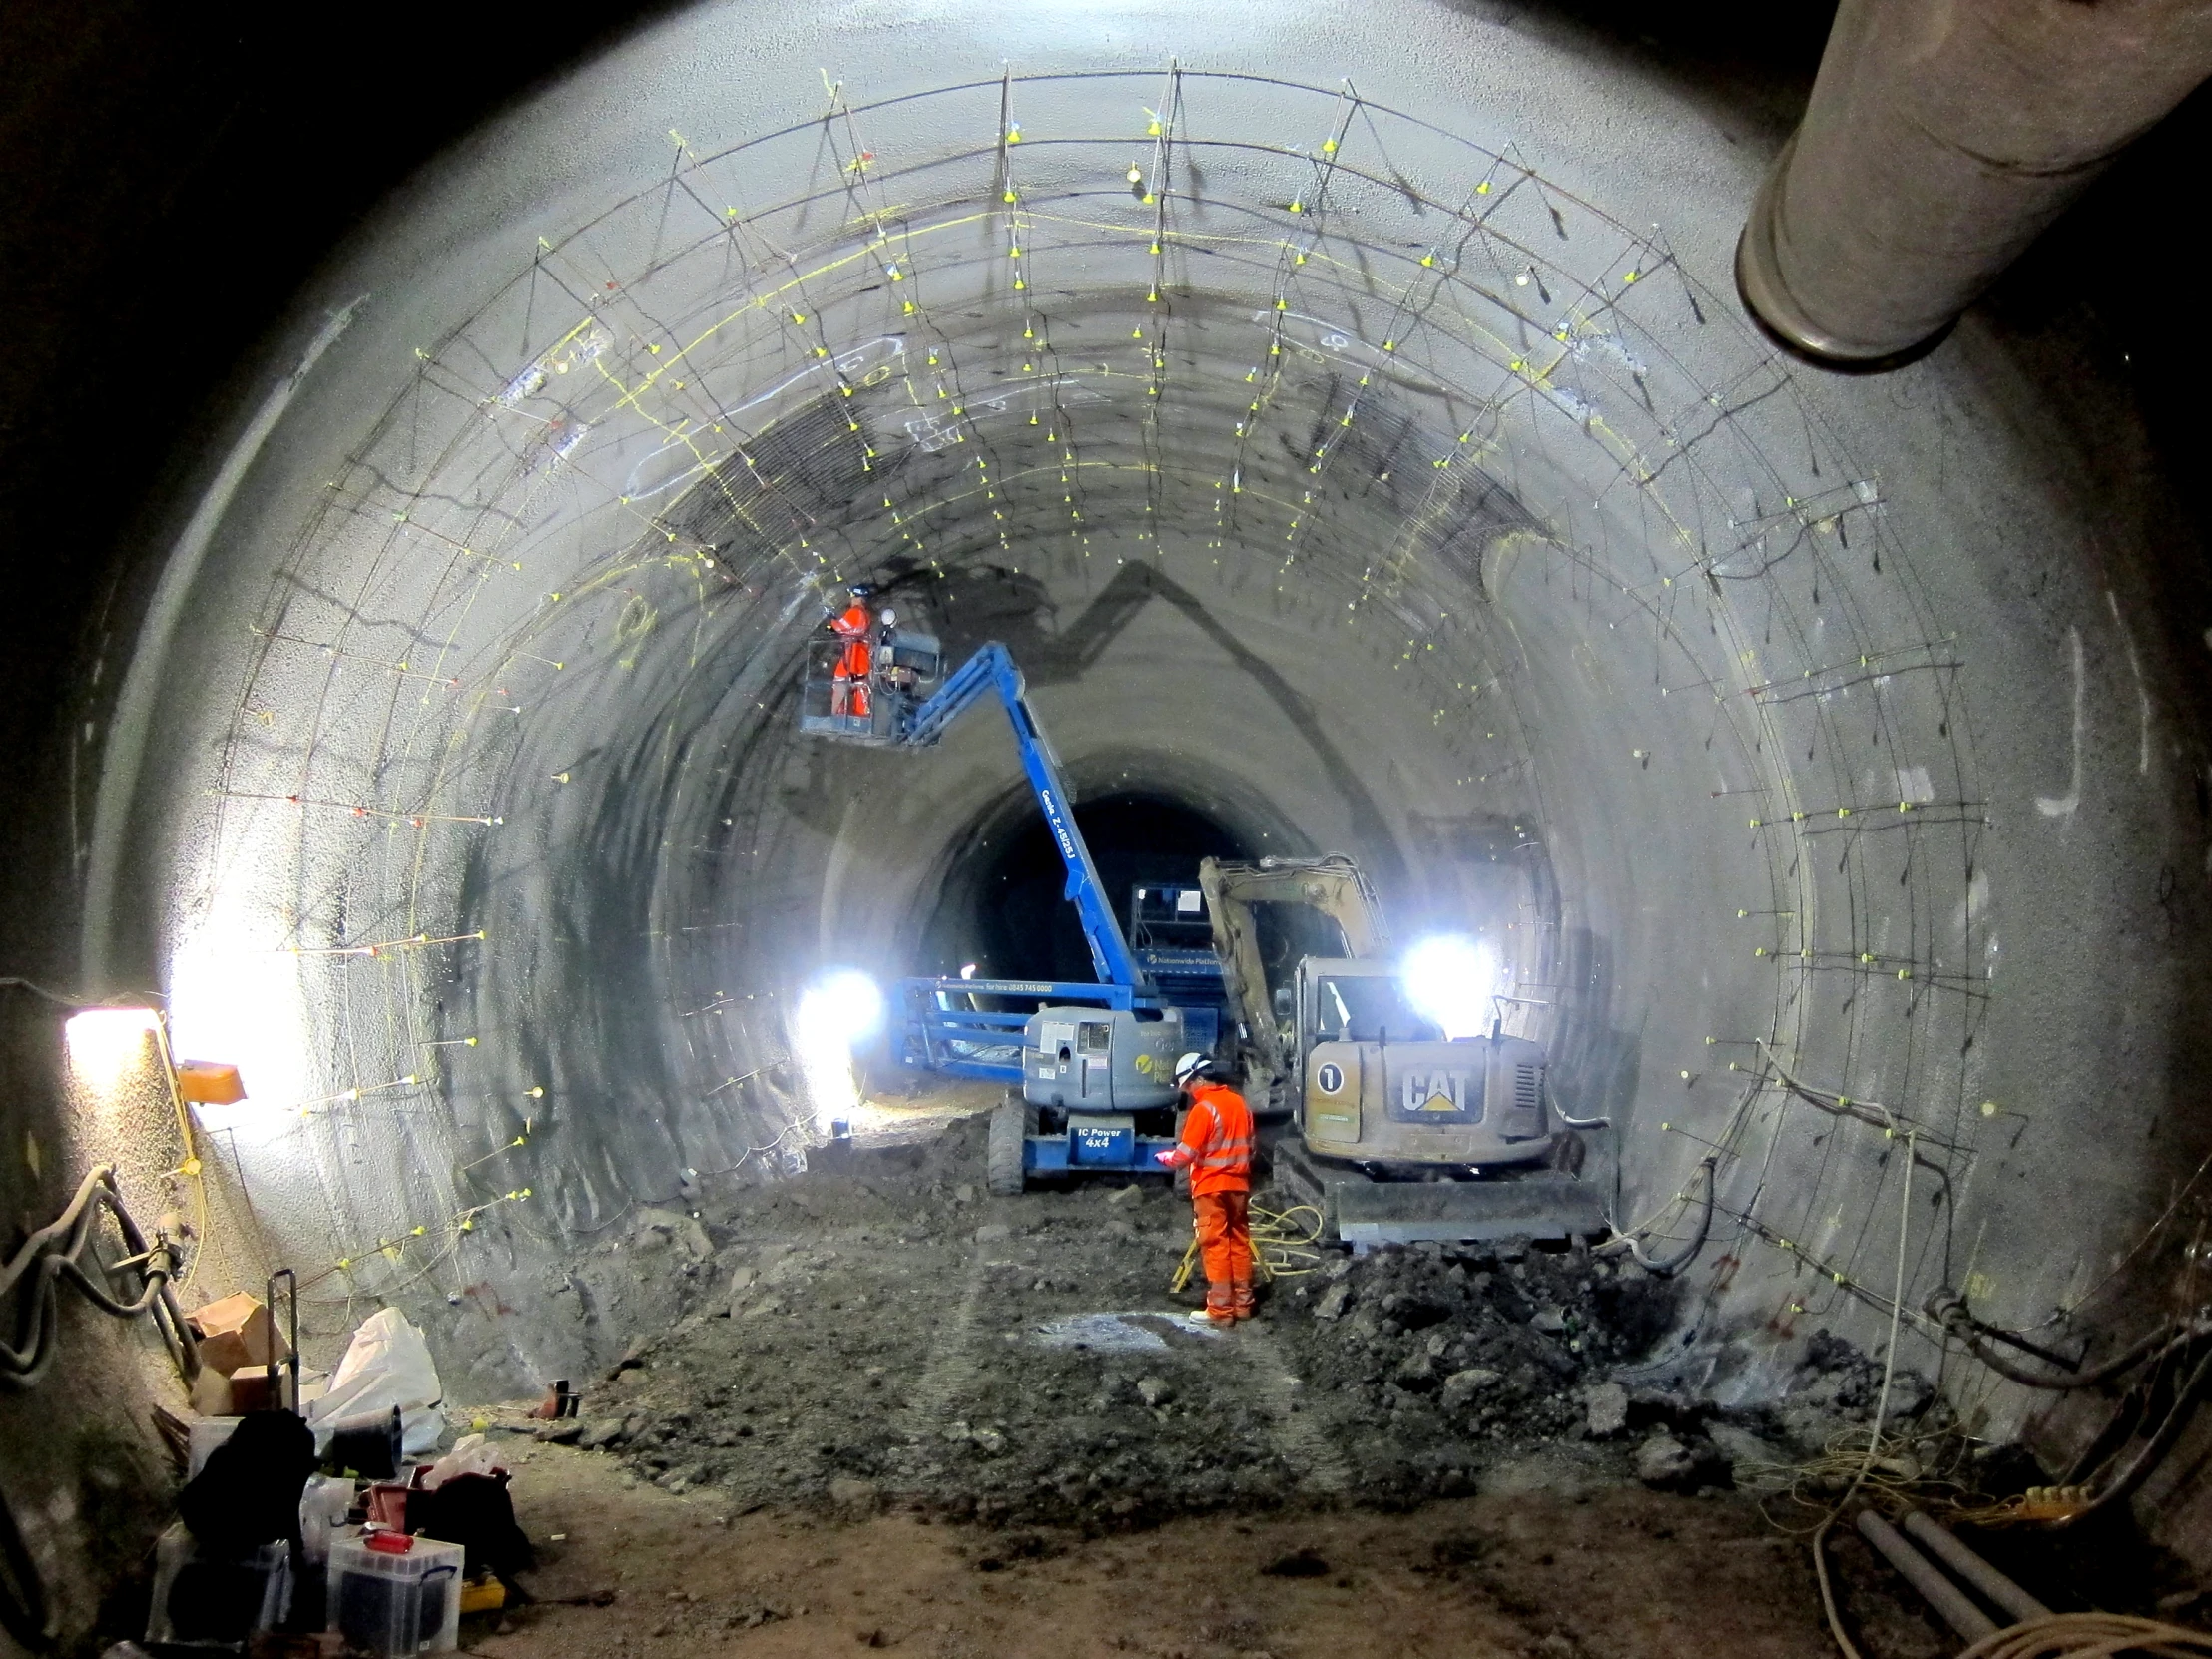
[327,1532,463,1657]
[145,1522,289,1648]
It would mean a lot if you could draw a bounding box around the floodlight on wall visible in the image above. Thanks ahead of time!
[63,1007,164,1099]
[791,970,885,1134]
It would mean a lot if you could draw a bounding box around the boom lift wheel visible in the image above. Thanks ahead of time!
[987,1092,1036,1196]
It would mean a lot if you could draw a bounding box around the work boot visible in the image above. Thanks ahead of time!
[1188,1308,1231,1326]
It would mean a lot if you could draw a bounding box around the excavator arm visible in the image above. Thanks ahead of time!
[1197,853,1389,1106]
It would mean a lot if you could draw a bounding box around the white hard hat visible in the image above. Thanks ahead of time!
[879,608,896,625]
[1173,1052,1208,1086]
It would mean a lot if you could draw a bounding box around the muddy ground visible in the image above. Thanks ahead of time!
[450,1110,2190,1657]
[532,1113,1920,1529]
[472,1434,1958,1659]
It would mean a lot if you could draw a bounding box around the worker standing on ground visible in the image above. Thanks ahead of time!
[1155,1053,1256,1324]
[828,585,874,719]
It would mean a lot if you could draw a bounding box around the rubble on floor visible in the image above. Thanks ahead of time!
[504,1116,1942,1531]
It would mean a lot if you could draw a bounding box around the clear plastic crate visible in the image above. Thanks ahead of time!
[327,1532,464,1656]
[145,1521,289,1648]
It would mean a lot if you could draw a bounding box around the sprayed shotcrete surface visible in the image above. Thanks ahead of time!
[82,0,2212,1532]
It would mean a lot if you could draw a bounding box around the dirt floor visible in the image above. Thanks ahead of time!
[531,1112,1927,1528]
[95,1105,2198,1655]
[428,1109,2021,1658]
[471,1434,1962,1659]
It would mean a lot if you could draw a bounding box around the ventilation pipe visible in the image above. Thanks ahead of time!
[1736,0,2212,369]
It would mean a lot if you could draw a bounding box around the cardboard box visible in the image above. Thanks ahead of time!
[188,1294,291,1375]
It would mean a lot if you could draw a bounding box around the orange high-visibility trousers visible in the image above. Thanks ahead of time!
[831,639,872,716]
[1194,1190,1254,1318]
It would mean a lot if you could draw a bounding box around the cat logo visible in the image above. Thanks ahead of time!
[1402,1071,1468,1114]
[1316,1062,1345,1094]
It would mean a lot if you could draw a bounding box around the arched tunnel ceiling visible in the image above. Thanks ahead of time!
[73,3,2211,1448]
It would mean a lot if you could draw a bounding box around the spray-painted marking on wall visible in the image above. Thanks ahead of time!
[2036,626,2084,819]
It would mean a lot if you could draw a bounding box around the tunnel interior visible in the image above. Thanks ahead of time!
[925,790,1254,985]
[9,2,2212,1647]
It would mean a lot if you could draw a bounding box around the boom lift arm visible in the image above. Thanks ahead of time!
[898,643,1150,994]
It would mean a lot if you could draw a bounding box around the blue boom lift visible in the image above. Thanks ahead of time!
[799,623,1221,1192]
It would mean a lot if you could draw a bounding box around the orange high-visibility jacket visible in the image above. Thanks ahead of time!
[1173,1081,1254,1196]
[830,603,872,678]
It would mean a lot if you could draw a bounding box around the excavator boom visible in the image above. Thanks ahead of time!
[1197,853,1389,1107]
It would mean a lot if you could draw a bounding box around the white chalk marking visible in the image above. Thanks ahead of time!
[2105,591,2152,777]
[2036,626,2084,819]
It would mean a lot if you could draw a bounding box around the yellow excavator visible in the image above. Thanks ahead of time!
[1196,853,1604,1247]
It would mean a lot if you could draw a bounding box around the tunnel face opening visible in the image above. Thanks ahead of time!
[58,18,2212,1577]
[924,789,1253,983]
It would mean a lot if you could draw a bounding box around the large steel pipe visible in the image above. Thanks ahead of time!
[1737,0,2212,369]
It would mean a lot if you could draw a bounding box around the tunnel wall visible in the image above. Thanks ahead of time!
[18,0,2212,1613]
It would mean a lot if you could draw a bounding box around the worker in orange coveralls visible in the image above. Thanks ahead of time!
[1154,1052,1256,1325]
[828,585,873,718]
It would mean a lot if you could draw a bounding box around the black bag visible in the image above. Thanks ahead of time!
[177,1410,318,1555]
[410,1472,535,1587]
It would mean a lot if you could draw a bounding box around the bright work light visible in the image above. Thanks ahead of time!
[792,970,885,1130]
[1400,935,1499,1040]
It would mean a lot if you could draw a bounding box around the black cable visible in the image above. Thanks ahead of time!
[1597,1156,1718,1277]
[2060,1338,2212,1525]
[0,1479,53,1651]
[0,977,77,1009]
[1925,1289,2196,1391]
[0,1166,200,1390]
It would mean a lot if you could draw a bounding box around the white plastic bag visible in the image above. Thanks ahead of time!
[419,1431,503,1489]
[307,1308,445,1455]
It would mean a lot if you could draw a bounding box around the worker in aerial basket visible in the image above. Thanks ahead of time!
[1154,1053,1256,1325]
[828,584,873,718]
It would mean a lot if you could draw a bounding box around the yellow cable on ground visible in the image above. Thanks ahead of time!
[1956,1614,2212,1659]
[1167,1201,1326,1295]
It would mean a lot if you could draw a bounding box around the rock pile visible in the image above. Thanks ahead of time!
[1276,1237,1679,1446]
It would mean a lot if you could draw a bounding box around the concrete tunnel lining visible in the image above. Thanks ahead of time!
[41,0,2212,1551]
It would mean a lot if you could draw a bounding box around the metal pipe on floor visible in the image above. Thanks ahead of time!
[1856,1510,1999,1643]
[1736,0,2212,370]
[1900,1510,2051,1627]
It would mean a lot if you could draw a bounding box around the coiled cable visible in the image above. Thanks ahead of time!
[0,1165,200,1390]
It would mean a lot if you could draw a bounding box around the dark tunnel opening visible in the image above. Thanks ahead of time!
[923,791,1253,983]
